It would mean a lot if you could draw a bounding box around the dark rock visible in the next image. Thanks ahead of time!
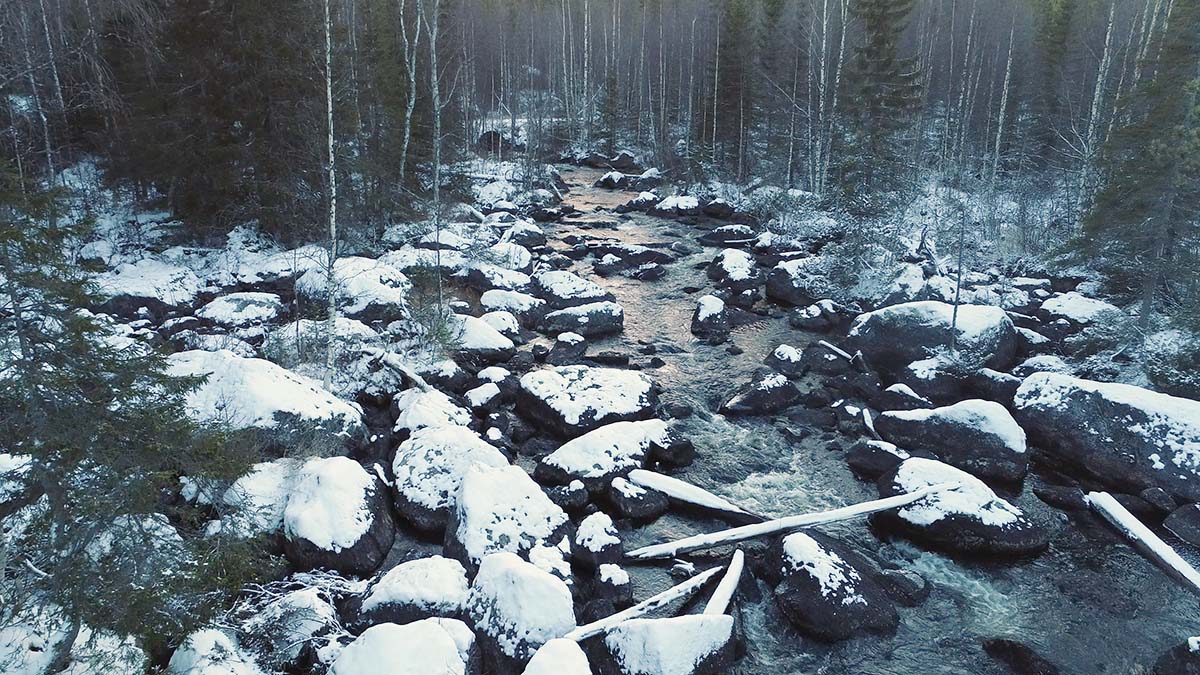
[720,370,801,415]
[1154,639,1200,675]
[1141,487,1178,516]
[698,224,757,247]
[846,440,912,479]
[1166,504,1200,547]
[1033,485,1088,511]
[876,568,930,607]
[846,301,1018,377]
[875,399,1029,482]
[607,476,669,522]
[547,332,588,365]
[541,301,625,338]
[983,638,1060,675]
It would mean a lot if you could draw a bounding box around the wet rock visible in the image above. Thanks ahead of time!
[983,638,1060,675]
[1014,373,1200,502]
[1032,484,1088,511]
[846,301,1018,377]
[598,614,735,675]
[542,301,625,337]
[768,531,899,641]
[589,351,631,367]
[607,476,669,521]
[871,458,1049,556]
[875,399,1029,482]
[1165,504,1200,547]
[282,457,395,577]
[1154,639,1200,675]
[391,426,509,533]
[466,552,576,671]
[630,263,666,281]
[517,365,658,438]
[720,371,801,415]
[691,295,731,343]
[846,440,912,479]
[876,568,930,607]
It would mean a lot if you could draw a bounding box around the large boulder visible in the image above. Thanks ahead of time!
[541,301,625,337]
[766,256,835,306]
[481,289,547,329]
[466,552,576,670]
[351,555,470,628]
[691,295,731,344]
[282,457,395,576]
[196,291,284,336]
[1013,373,1200,502]
[215,457,303,538]
[875,400,1028,482]
[392,388,471,436]
[391,426,510,532]
[706,249,763,293]
[168,629,265,675]
[871,458,1048,556]
[446,464,570,567]
[295,256,411,323]
[329,621,465,675]
[846,301,1018,376]
[720,371,801,415]
[533,270,615,309]
[523,639,590,675]
[598,614,735,675]
[448,314,516,363]
[1039,291,1121,326]
[167,350,365,453]
[769,531,898,641]
[96,258,203,319]
[535,419,687,488]
[517,366,658,438]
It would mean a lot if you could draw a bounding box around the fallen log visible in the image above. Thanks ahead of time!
[625,483,959,560]
[628,469,763,521]
[563,565,725,642]
[702,549,744,615]
[1086,491,1200,596]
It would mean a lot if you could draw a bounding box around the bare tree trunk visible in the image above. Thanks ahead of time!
[990,23,1015,186]
[424,0,446,320]
[323,0,339,391]
[398,0,423,184]
[1076,0,1116,226]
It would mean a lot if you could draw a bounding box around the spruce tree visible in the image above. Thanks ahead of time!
[0,167,273,668]
[1082,0,1200,329]
[839,0,922,208]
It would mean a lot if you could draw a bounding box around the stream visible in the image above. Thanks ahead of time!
[545,165,1200,675]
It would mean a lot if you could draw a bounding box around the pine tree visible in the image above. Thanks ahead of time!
[839,0,922,208]
[710,0,757,181]
[1082,0,1200,329]
[0,167,273,667]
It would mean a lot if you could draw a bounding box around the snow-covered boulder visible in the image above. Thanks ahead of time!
[351,555,470,628]
[607,475,669,521]
[875,400,1028,482]
[167,350,365,453]
[481,311,522,341]
[480,289,547,329]
[875,263,927,308]
[541,301,625,337]
[691,295,730,344]
[846,301,1018,375]
[168,629,265,675]
[446,464,569,567]
[216,457,302,538]
[769,531,898,641]
[282,456,395,576]
[599,614,735,675]
[1012,354,1072,378]
[464,264,533,294]
[448,314,515,363]
[295,257,411,323]
[240,587,338,668]
[571,511,622,568]
[522,638,590,675]
[196,292,284,335]
[532,270,615,309]
[789,298,858,331]
[765,256,835,306]
[698,224,756,247]
[96,258,203,318]
[535,419,686,488]
[391,426,510,532]
[546,331,588,366]
[871,458,1048,555]
[650,195,702,217]
[706,249,763,293]
[517,366,658,438]
[720,371,801,415]
[764,344,807,378]
[1039,291,1120,326]
[329,621,465,675]
[392,388,471,437]
[466,552,576,668]
[501,221,547,248]
[1014,373,1200,502]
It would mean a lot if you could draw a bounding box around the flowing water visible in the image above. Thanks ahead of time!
[548,166,1200,675]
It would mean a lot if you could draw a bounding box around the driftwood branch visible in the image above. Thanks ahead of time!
[563,565,725,642]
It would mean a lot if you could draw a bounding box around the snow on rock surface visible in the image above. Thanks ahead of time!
[391,426,510,532]
[600,614,735,675]
[282,456,394,576]
[218,457,302,538]
[532,270,615,309]
[196,292,284,329]
[240,587,338,667]
[541,301,626,337]
[766,256,836,306]
[872,458,1048,555]
[447,464,569,566]
[166,349,364,450]
[480,289,547,328]
[168,629,266,675]
[448,314,515,362]
[96,258,203,316]
[1040,291,1120,324]
[356,555,470,625]
[329,621,465,675]
[392,388,471,436]
[876,399,1028,482]
[847,301,1017,375]
[1014,372,1200,502]
[466,552,576,666]
[535,419,676,486]
[517,365,658,438]
[295,256,411,322]
[771,531,898,641]
[522,638,590,675]
[691,295,731,342]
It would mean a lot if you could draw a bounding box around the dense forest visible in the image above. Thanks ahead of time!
[3,0,1200,674]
